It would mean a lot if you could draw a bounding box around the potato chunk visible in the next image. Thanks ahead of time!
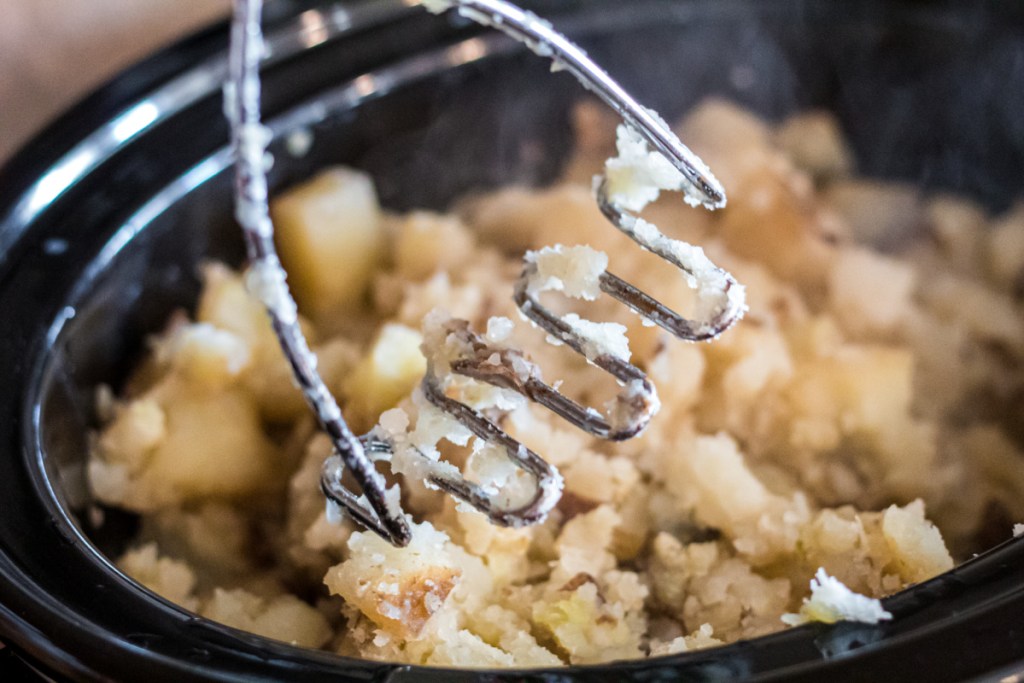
[144,387,279,503]
[201,588,332,648]
[784,346,914,438]
[196,264,318,423]
[824,180,920,248]
[882,500,954,583]
[118,543,198,611]
[718,163,836,291]
[986,203,1024,290]
[393,211,475,281]
[343,323,426,432]
[532,582,640,664]
[271,167,384,316]
[774,110,853,182]
[325,523,462,639]
[829,246,916,337]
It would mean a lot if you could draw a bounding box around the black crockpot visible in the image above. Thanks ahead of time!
[1,1,1023,680]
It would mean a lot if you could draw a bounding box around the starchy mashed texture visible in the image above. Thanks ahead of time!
[88,99,1024,665]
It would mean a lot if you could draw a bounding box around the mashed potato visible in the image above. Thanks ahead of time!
[88,99,1024,666]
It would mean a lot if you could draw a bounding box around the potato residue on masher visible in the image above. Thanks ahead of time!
[89,99,1024,665]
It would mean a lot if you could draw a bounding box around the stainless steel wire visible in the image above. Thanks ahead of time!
[228,0,743,547]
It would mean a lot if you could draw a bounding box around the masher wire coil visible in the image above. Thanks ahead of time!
[228,0,744,547]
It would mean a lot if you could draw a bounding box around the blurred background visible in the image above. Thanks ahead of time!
[0,0,228,163]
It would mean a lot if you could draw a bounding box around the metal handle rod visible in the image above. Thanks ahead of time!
[228,0,412,546]
[449,0,727,209]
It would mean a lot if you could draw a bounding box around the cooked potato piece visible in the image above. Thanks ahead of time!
[921,274,1024,351]
[459,185,622,253]
[774,110,854,182]
[92,98,1018,669]
[197,262,274,345]
[196,264,321,422]
[271,167,384,317]
[829,246,916,337]
[986,203,1024,290]
[201,588,332,648]
[343,323,426,432]
[532,582,640,664]
[144,387,279,502]
[97,398,166,472]
[664,433,782,538]
[394,211,475,281]
[118,543,199,611]
[325,523,461,639]
[160,323,251,391]
[925,195,987,273]
[718,164,836,291]
[675,98,773,189]
[882,500,953,583]
[824,180,920,248]
[784,345,914,438]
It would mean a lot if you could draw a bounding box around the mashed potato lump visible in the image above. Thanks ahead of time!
[89,99,1024,666]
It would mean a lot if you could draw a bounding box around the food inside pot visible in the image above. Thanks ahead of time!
[87,98,1024,666]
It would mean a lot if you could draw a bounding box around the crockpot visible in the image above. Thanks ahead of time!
[1,1,1023,680]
